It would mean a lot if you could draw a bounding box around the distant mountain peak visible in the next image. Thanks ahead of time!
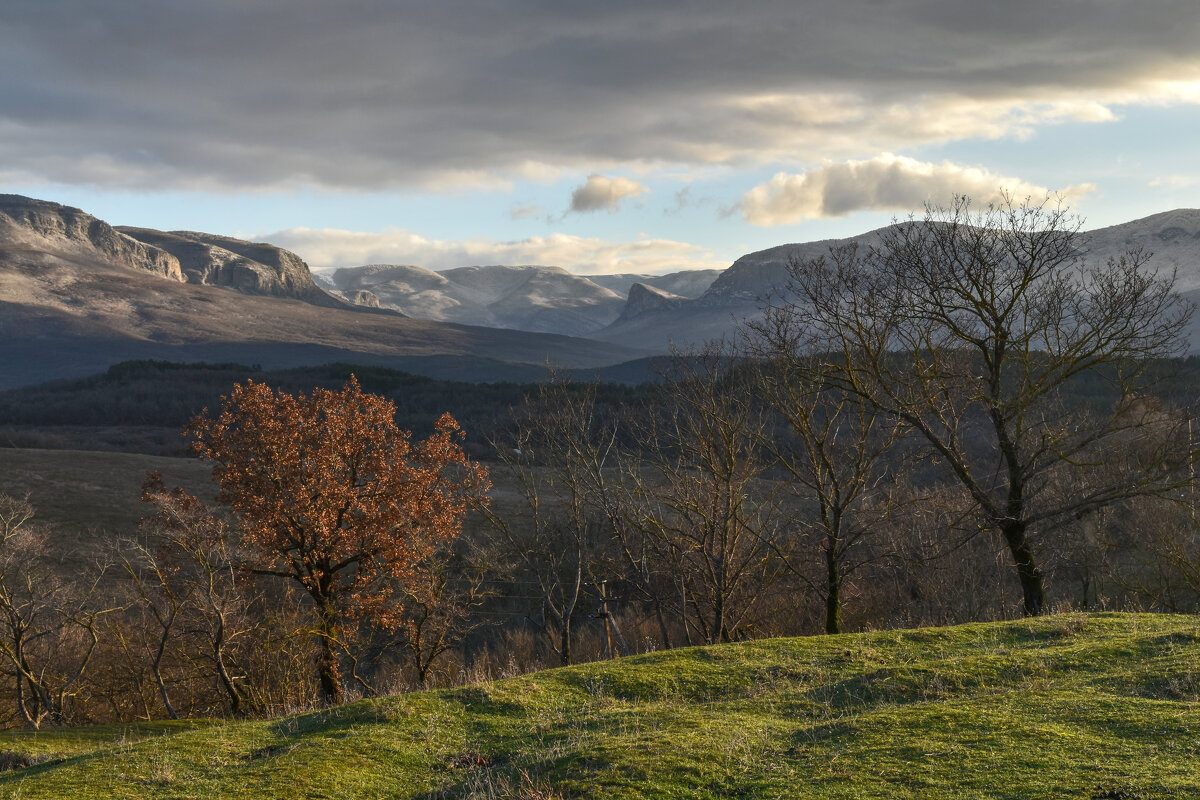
[616,282,687,322]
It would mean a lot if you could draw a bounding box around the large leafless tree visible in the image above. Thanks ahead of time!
[767,196,1194,615]
[0,495,111,728]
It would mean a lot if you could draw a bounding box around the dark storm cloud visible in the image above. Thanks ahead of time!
[1,1,1197,189]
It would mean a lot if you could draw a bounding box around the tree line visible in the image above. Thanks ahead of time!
[2,196,1199,728]
[0,360,649,457]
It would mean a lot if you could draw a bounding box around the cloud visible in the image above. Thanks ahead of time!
[508,202,545,221]
[742,154,1096,225]
[569,174,648,213]
[265,227,724,275]
[664,186,711,216]
[0,2,1198,189]
[1149,175,1200,189]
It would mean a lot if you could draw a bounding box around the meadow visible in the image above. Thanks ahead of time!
[0,613,1194,798]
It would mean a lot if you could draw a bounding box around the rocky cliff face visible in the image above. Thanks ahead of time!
[118,227,342,305]
[0,194,348,310]
[332,288,382,308]
[0,195,183,281]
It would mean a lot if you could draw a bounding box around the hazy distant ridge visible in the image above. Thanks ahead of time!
[323,263,720,336]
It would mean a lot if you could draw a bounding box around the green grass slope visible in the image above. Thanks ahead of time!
[1,613,1198,799]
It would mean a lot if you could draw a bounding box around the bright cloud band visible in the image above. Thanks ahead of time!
[742,154,1096,225]
[265,227,724,276]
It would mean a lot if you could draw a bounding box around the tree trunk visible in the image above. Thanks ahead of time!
[152,648,178,720]
[151,610,179,719]
[313,594,343,704]
[824,544,842,635]
[559,617,572,667]
[1001,522,1045,616]
[679,578,693,646]
[317,633,343,704]
[714,592,730,644]
[652,598,672,651]
[213,644,243,715]
[15,670,34,729]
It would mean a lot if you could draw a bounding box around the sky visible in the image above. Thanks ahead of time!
[2,1,1198,275]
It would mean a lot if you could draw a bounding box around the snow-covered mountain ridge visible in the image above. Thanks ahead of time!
[321,264,720,336]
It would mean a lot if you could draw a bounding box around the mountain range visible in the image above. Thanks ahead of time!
[0,195,647,389]
[314,264,719,337]
[593,208,1200,350]
[312,264,710,337]
[1,193,1198,390]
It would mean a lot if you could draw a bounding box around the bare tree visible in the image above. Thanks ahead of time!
[396,543,491,687]
[129,473,262,716]
[481,380,615,666]
[0,495,111,728]
[746,350,905,633]
[772,195,1194,615]
[1086,484,1200,614]
[620,347,788,644]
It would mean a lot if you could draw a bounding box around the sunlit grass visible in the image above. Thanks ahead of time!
[0,612,1197,798]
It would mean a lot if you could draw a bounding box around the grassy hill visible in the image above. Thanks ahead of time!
[0,613,1196,798]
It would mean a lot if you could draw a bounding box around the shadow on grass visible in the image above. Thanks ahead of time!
[0,720,214,785]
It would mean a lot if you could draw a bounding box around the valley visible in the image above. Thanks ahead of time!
[6,4,1200,796]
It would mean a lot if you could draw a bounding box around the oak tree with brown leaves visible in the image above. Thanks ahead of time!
[188,376,488,703]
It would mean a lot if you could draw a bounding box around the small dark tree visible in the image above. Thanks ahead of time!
[396,548,490,687]
[620,347,788,644]
[125,473,261,717]
[747,353,904,634]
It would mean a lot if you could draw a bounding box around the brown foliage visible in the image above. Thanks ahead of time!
[187,375,489,702]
